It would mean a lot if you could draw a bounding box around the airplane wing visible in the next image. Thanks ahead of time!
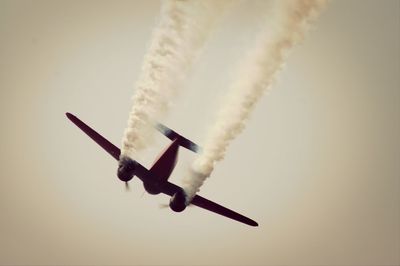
[66,112,120,160]
[160,181,258,227]
[66,112,258,227]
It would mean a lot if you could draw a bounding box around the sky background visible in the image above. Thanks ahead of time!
[0,0,399,265]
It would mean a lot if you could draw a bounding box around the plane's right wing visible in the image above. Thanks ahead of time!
[190,194,258,227]
[161,181,258,227]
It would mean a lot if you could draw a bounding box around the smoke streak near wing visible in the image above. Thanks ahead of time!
[121,0,230,159]
[183,0,327,200]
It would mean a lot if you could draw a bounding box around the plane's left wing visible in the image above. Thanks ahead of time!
[66,112,120,160]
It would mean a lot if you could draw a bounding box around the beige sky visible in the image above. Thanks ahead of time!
[0,0,399,265]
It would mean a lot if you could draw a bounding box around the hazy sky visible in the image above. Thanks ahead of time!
[0,0,399,265]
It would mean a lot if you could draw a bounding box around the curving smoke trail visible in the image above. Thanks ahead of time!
[121,0,230,159]
[183,0,327,201]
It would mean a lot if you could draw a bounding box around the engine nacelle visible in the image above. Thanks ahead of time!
[117,156,137,182]
[169,189,187,212]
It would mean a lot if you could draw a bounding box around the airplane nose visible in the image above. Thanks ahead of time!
[117,156,136,182]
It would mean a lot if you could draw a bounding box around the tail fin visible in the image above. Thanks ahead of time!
[155,123,202,153]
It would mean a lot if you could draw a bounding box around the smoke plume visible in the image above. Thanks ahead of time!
[184,0,327,200]
[121,0,230,159]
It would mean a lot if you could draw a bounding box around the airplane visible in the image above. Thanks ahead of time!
[66,112,258,227]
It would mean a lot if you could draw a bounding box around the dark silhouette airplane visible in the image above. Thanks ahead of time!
[66,112,258,227]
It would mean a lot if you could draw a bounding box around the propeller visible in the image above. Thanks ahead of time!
[125,182,130,191]
[158,203,169,209]
[158,203,193,209]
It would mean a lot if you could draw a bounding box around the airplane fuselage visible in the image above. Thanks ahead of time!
[117,137,187,211]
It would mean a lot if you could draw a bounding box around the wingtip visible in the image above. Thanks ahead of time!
[242,216,258,227]
[246,219,258,227]
[65,112,74,120]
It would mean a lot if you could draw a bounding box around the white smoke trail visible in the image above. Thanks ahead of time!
[184,0,327,200]
[121,0,231,159]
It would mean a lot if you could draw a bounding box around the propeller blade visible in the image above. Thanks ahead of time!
[158,203,169,209]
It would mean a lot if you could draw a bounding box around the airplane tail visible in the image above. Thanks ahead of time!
[155,123,202,153]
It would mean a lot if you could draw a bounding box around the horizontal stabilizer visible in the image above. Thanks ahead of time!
[155,123,202,153]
